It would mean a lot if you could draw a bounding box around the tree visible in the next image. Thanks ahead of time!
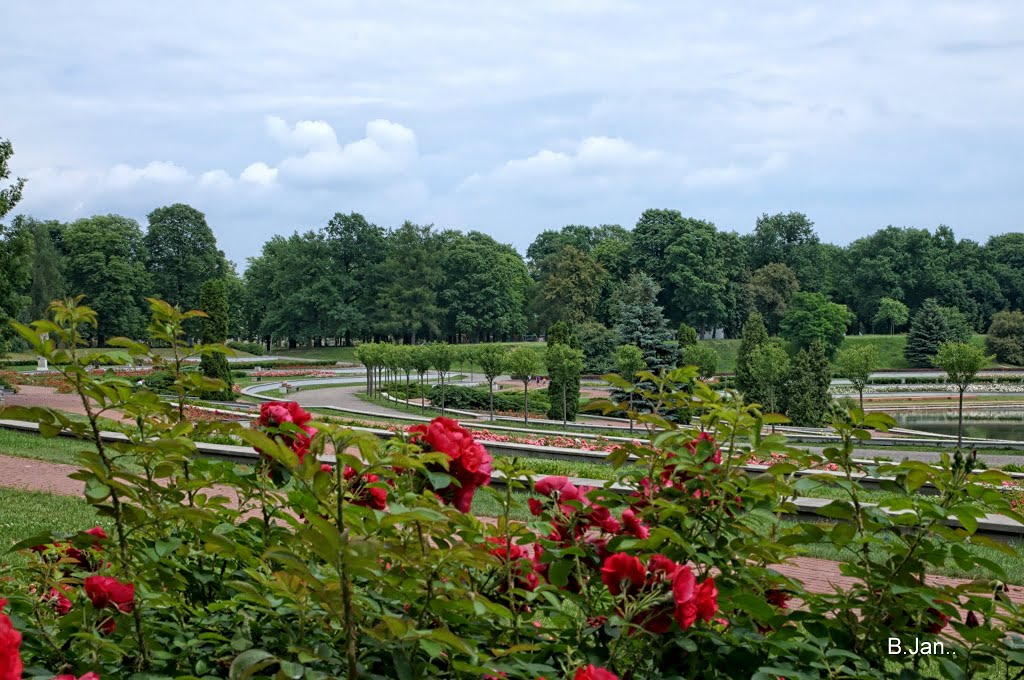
[614,343,646,434]
[354,343,379,396]
[0,138,25,221]
[835,346,878,410]
[735,312,769,396]
[610,272,679,371]
[748,212,823,291]
[985,310,1024,366]
[748,340,790,424]
[476,344,507,421]
[16,217,65,323]
[546,322,581,422]
[428,343,455,414]
[145,204,225,316]
[378,222,443,343]
[785,340,831,427]
[61,215,151,345]
[934,341,992,450]
[745,263,800,333]
[199,279,234,400]
[779,292,852,358]
[904,299,955,368]
[872,298,909,334]
[682,344,719,381]
[506,347,542,424]
[410,344,433,407]
[0,139,30,354]
[677,323,698,349]
[546,343,584,425]
[576,321,616,374]
[323,212,387,344]
[533,245,606,328]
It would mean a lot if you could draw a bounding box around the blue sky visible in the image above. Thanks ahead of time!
[3,1,1023,268]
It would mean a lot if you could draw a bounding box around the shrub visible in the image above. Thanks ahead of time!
[424,384,551,414]
[4,299,1024,679]
[227,340,265,356]
[986,310,1024,366]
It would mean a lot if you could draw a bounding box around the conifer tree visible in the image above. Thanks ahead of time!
[610,272,679,371]
[546,321,581,421]
[199,278,234,400]
[735,311,769,395]
[904,299,953,368]
[785,340,830,426]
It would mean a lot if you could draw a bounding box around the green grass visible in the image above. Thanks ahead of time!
[277,342,550,375]
[0,487,108,566]
[0,428,98,466]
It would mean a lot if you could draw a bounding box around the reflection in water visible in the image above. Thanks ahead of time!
[893,409,1024,441]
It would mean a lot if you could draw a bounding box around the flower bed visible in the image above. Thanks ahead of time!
[249,369,340,379]
[4,299,1024,679]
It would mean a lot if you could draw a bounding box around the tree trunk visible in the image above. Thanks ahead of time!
[859,387,864,411]
[523,380,529,424]
[958,388,965,452]
[562,384,567,426]
[265,336,271,352]
[440,376,446,415]
[489,380,494,421]
[628,394,633,435]
[420,373,425,407]
[406,372,411,405]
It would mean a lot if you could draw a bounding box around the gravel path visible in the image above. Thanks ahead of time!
[799,445,1024,467]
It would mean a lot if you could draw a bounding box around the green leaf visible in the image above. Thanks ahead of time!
[814,501,854,520]
[229,649,278,680]
[84,478,111,502]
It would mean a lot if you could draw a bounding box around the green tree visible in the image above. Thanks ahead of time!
[354,343,382,397]
[745,263,800,333]
[748,212,823,292]
[378,222,443,343]
[576,321,616,374]
[428,342,455,414]
[872,297,909,334]
[904,299,955,368]
[785,340,831,427]
[546,343,584,425]
[735,312,769,396]
[198,279,234,400]
[985,310,1024,366]
[323,212,386,344]
[145,204,225,316]
[533,245,606,328]
[17,217,65,322]
[476,344,508,421]
[546,322,581,422]
[610,272,679,371]
[614,343,646,433]
[682,344,719,381]
[62,215,151,345]
[934,341,992,450]
[677,323,698,349]
[748,340,790,424]
[835,345,878,410]
[410,344,433,406]
[0,138,30,354]
[506,346,542,424]
[779,292,852,358]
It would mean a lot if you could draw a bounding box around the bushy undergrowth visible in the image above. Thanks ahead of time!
[1,300,1024,679]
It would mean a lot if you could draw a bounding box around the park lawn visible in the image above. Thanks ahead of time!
[276,342,550,374]
[0,428,98,466]
[0,487,109,566]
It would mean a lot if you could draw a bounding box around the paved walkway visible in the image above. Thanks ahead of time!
[799,445,1024,468]
[2,385,95,417]
[2,451,1023,609]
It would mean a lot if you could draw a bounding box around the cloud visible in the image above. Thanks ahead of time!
[239,162,278,186]
[261,117,418,185]
[106,161,190,189]
[462,136,668,189]
[199,168,233,190]
[682,152,788,188]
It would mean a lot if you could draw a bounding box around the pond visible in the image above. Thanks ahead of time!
[893,409,1024,441]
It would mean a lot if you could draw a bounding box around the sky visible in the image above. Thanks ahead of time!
[3,1,1023,268]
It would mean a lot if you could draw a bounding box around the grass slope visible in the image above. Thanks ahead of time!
[0,487,107,566]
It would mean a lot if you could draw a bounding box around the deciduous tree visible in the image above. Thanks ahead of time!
[934,341,992,450]
[506,346,542,424]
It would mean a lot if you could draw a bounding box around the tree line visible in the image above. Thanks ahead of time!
[3,137,1024,355]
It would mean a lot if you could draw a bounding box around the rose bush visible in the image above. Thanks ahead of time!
[1,299,1023,678]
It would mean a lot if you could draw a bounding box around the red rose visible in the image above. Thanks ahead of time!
[601,553,646,596]
[46,586,73,616]
[84,575,135,613]
[621,508,650,539]
[85,526,107,540]
[320,463,333,473]
[574,665,619,680]
[588,505,621,534]
[98,616,116,635]
[646,554,679,582]
[408,418,492,513]
[55,674,100,680]
[766,589,789,610]
[527,498,545,516]
[694,578,718,623]
[965,611,980,628]
[0,598,23,680]
[672,567,717,630]
[924,607,949,634]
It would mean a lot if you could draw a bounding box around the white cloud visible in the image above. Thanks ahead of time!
[240,162,278,186]
[461,136,670,189]
[106,161,190,189]
[682,152,788,188]
[262,117,417,185]
[199,168,234,190]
